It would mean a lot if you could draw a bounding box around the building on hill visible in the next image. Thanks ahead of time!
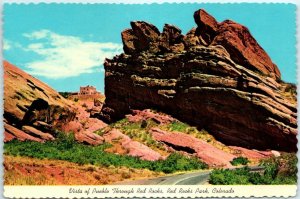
[69,85,104,101]
[79,85,98,95]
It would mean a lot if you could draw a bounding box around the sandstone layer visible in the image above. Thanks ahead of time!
[4,61,106,145]
[99,9,297,152]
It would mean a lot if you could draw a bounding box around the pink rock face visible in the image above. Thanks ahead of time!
[126,109,175,124]
[229,146,273,160]
[4,123,43,143]
[4,131,16,142]
[84,118,108,133]
[61,121,83,134]
[75,131,104,146]
[3,61,72,124]
[22,125,55,141]
[103,129,162,161]
[61,118,106,145]
[150,128,236,167]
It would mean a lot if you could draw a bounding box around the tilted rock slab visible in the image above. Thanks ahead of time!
[150,128,235,167]
[99,9,297,152]
[103,129,162,161]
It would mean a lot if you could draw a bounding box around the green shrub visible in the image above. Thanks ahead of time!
[209,167,252,185]
[209,153,297,185]
[169,121,189,132]
[59,92,71,99]
[260,153,297,184]
[4,133,207,174]
[230,157,250,166]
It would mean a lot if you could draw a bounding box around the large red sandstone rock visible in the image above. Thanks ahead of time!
[3,61,72,125]
[100,9,297,152]
[194,9,218,32]
[4,61,108,146]
[103,129,162,161]
[193,9,280,79]
[229,146,273,160]
[75,131,104,146]
[150,128,236,167]
[84,118,108,133]
[122,21,160,54]
[22,125,55,141]
[61,118,106,146]
[4,123,43,142]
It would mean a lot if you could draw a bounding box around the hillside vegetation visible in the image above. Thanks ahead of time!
[209,153,297,185]
[4,132,207,174]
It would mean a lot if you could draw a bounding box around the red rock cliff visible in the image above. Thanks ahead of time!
[98,9,297,152]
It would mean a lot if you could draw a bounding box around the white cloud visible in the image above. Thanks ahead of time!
[3,40,22,51]
[3,40,12,50]
[23,30,123,79]
[23,29,51,40]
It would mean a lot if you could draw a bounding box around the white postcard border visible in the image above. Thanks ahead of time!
[1,1,300,199]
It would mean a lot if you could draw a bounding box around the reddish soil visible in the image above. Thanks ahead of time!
[4,155,162,185]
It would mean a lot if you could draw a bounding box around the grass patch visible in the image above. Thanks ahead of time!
[94,128,107,136]
[4,132,207,174]
[230,157,250,166]
[209,153,297,185]
[111,118,166,152]
[168,121,190,132]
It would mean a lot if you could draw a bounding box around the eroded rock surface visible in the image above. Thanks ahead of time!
[126,109,175,124]
[103,129,162,161]
[4,61,107,145]
[150,128,235,167]
[99,9,297,152]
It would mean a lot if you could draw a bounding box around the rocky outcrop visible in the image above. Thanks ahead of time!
[4,61,72,125]
[126,109,175,124]
[229,146,274,160]
[4,123,43,142]
[99,9,297,152]
[103,129,162,161]
[150,128,235,167]
[4,61,107,145]
[22,125,55,141]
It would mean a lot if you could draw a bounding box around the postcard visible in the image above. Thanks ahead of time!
[2,1,298,198]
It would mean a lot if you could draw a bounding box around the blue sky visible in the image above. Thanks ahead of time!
[3,3,296,92]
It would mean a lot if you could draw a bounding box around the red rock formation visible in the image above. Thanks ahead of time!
[22,126,55,141]
[4,61,107,145]
[4,123,43,142]
[126,109,175,124]
[3,61,72,125]
[99,9,297,152]
[229,146,273,160]
[150,128,235,167]
[193,9,281,79]
[103,129,162,161]
[75,131,104,146]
